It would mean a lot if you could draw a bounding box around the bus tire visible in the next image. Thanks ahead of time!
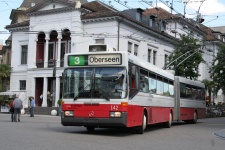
[191,111,198,124]
[164,112,172,128]
[86,126,95,132]
[136,113,147,134]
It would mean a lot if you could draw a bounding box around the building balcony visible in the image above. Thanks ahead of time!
[36,59,44,68]
[48,59,55,68]
[36,59,64,68]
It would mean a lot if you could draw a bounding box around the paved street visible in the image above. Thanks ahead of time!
[0,113,224,150]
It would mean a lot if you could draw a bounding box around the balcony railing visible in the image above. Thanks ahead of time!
[36,59,44,68]
[48,59,55,68]
[36,59,64,68]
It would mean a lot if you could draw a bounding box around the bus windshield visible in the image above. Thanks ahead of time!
[63,67,127,99]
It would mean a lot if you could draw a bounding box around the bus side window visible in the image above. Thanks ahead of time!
[163,78,169,96]
[140,69,149,93]
[169,80,174,96]
[149,72,156,94]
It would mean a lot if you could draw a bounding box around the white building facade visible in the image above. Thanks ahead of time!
[6,1,177,107]
[6,0,224,107]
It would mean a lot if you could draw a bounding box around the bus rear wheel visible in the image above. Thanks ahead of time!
[191,111,198,124]
[184,111,198,124]
[136,113,147,134]
[164,112,172,128]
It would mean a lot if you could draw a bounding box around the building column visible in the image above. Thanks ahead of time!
[28,34,37,68]
[42,77,48,107]
[57,33,62,67]
[44,34,50,68]
[32,77,35,102]
[33,39,38,68]
[55,76,60,107]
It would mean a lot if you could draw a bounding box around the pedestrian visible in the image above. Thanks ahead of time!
[40,93,43,106]
[47,91,52,107]
[13,94,23,122]
[9,99,14,122]
[29,96,35,117]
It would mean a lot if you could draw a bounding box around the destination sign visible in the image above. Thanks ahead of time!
[68,54,121,66]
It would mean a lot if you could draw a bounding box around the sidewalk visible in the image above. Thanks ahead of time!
[0,112,60,118]
[214,129,225,139]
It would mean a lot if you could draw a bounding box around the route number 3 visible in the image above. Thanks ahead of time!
[74,57,80,64]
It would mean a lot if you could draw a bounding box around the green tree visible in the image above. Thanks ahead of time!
[166,34,205,80]
[0,64,11,92]
[202,79,214,103]
[209,45,225,96]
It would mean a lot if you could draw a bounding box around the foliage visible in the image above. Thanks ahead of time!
[166,34,205,80]
[202,79,214,103]
[57,99,62,105]
[0,64,11,92]
[209,45,225,95]
[0,64,11,78]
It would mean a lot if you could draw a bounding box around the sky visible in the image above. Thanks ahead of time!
[1,0,225,45]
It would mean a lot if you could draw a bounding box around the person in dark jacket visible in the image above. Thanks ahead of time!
[13,95,23,122]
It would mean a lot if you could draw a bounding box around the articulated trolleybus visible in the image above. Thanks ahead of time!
[61,44,206,134]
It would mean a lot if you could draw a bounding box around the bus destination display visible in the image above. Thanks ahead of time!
[68,54,121,66]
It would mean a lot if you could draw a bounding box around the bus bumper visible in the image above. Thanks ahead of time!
[61,112,128,127]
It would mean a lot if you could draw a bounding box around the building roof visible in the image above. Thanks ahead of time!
[19,0,45,9]
[20,0,87,9]
[5,20,29,29]
[210,26,225,34]
[25,0,87,13]
[199,24,218,41]
[82,1,116,12]
[143,7,180,20]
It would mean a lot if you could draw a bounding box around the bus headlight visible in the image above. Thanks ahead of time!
[110,112,122,118]
[64,111,74,117]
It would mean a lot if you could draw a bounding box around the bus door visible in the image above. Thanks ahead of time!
[174,76,180,121]
[128,63,139,99]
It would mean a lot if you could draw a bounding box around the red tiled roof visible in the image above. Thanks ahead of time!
[143,7,180,20]
[82,1,116,12]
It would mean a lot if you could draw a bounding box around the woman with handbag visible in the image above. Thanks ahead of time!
[9,100,14,122]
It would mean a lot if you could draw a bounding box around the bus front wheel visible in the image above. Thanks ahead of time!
[136,113,147,134]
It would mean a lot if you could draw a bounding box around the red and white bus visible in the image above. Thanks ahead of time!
[61,45,206,134]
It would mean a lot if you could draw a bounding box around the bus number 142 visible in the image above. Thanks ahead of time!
[111,105,119,110]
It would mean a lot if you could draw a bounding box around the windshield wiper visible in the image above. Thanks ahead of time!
[74,84,90,100]
[99,90,110,101]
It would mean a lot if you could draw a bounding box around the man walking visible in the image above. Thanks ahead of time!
[13,94,23,122]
